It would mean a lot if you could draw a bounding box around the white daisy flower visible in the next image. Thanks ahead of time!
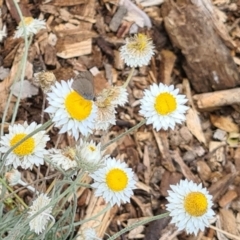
[33,71,56,93]
[45,79,97,140]
[97,86,128,107]
[107,86,128,107]
[139,83,188,131]
[120,33,155,67]
[48,147,77,171]
[90,157,136,206]
[5,169,21,186]
[5,169,39,193]
[28,193,54,235]
[166,179,215,236]
[95,105,116,130]
[0,122,49,170]
[75,140,105,172]
[14,17,46,39]
[78,228,102,240]
[94,86,128,130]
[95,98,116,131]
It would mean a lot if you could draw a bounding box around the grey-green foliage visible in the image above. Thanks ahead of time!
[0,171,90,240]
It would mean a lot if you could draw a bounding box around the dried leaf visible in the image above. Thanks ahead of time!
[210,115,239,133]
[186,108,206,145]
[11,80,39,99]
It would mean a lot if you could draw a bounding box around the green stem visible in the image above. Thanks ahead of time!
[1,120,52,167]
[123,68,135,88]
[53,171,86,214]
[59,204,112,230]
[11,36,33,125]
[9,172,87,238]
[107,212,170,240]
[41,94,46,124]
[0,1,30,140]
[101,119,146,150]
[11,0,32,125]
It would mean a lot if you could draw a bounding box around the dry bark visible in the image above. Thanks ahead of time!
[162,0,240,93]
[193,87,240,111]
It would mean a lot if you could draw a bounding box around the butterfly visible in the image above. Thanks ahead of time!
[72,71,95,100]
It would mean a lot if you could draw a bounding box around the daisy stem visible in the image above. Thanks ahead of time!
[0,1,30,141]
[41,94,46,124]
[123,67,135,88]
[0,177,28,209]
[52,171,87,215]
[11,0,33,126]
[46,177,56,194]
[107,212,170,240]
[18,179,39,194]
[209,225,240,240]
[101,119,146,150]
[11,36,33,125]
[58,204,112,230]
[10,175,82,237]
[44,157,66,175]
[1,120,52,166]
[55,133,63,149]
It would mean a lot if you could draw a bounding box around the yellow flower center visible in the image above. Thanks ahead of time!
[106,168,128,191]
[10,133,35,156]
[89,146,96,152]
[96,97,112,108]
[65,91,92,121]
[128,34,149,53]
[184,192,208,217]
[154,92,177,115]
[63,147,76,161]
[20,17,34,26]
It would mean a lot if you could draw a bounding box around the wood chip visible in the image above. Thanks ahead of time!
[135,132,152,142]
[77,196,118,239]
[217,209,239,239]
[49,0,86,6]
[234,148,240,171]
[0,43,26,120]
[210,115,239,133]
[162,0,240,93]
[171,150,200,183]
[186,108,207,145]
[152,130,175,172]
[219,190,238,208]
[44,44,57,66]
[209,141,226,163]
[159,49,176,85]
[6,0,31,23]
[113,50,124,70]
[160,170,183,196]
[39,4,58,15]
[110,5,127,32]
[193,88,240,111]
[209,173,237,202]
[56,38,92,59]
[196,161,212,182]
[143,145,150,185]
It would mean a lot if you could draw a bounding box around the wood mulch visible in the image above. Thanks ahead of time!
[1,0,240,239]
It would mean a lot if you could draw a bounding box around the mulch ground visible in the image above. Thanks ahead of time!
[1,0,240,239]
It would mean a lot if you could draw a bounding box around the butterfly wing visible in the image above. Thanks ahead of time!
[72,71,94,100]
